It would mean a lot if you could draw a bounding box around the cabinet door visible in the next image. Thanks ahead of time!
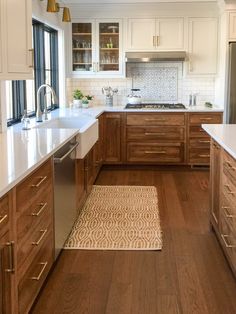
[210,140,221,229]
[75,159,86,210]
[0,0,3,74]
[72,22,94,74]
[229,12,236,40]
[156,18,184,50]
[4,0,33,78]
[103,113,122,163]
[188,18,217,75]
[0,230,13,314]
[127,18,156,51]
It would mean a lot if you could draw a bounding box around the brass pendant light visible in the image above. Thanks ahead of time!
[62,7,71,22]
[47,0,57,12]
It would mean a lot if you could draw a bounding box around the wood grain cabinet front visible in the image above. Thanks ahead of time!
[187,113,222,165]
[126,113,186,164]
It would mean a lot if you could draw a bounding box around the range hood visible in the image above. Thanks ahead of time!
[125,51,187,62]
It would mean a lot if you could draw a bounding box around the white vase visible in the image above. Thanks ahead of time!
[73,99,82,108]
[82,101,89,108]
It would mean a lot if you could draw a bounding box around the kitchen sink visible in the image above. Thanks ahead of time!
[35,115,98,159]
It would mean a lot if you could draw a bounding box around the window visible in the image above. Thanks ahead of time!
[7,20,59,126]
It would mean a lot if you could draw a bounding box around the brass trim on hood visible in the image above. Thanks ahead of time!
[125,51,187,62]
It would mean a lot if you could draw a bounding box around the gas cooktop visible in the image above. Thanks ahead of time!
[125,103,186,110]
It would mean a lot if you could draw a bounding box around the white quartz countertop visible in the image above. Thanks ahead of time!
[0,105,224,198]
[202,124,236,159]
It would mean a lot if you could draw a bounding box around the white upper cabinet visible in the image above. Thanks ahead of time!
[229,12,236,40]
[127,18,184,51]
[188,18,218,75]
[0,0,33,80]
[0,0,3,74]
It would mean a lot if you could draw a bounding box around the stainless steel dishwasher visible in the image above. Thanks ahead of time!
[53,137,79,259]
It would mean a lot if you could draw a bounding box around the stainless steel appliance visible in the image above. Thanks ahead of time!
[53,138,79,259]
[125,51,187,63]
[227,42,236,123]
[125,103,186,109]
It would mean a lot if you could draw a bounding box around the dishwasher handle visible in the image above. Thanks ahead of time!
[54,142,79,164]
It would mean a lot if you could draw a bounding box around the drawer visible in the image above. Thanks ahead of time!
[17,202,53,271]
[223,150,236,184]
[18,231,54,314]
[189,113,222,125]
[221,194,236,234]
[222,173,236,207]
[16,159,53,215]
[220,215,236,268]
[189,126,209,138]
[126,113,185,126]
[189,148,210,164]
[189,138,211,148]
[0,194,10,231]
[126,126,185,141]
[127,143,183,163]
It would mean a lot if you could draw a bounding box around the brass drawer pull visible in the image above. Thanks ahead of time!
[0,214,7,224]
[31,202,47,217]
[31,176,47,188]
[224,184,236,195]
[30,262,48,281]
[145,132,166,136]
[156,35,159,46]
[32,229,47,246]
[145,151,166,154]
[221,234,236,248]
[5,241,15,273]
[145,118,166,122]
[225,161,236,171]
[153,35,156,47]
[198,154,210,158]
[28,48,34,68]
[198,140,210,143]
[200,117,212,121]
[222,206,235,218]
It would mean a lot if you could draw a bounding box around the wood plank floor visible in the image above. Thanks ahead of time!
[31,166,236,314]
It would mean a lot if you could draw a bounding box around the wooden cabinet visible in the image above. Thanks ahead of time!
[188,18,218,75]
[0,0,33,80]
[126,112,186,164]
[15,159,54,314]
[93,114,104,180]
[71,19,122,77]
[187,112,222,165]
[103,112,123,163]
[210,140,221,230]
[0,192,15,314]
[75,158,86,211]
[229,12,236,40]
[127,18,184,51]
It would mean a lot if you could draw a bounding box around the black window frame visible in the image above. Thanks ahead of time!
[7,19,59,126]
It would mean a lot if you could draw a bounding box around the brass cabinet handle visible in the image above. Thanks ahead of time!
[32,229,47,246]
[0,214,7,225]
[30,262,48,281]
[200,117,212,121]
[213,143,220,149]
[31,202,47,217]
[145,118,166,122]
[156,35,159,46]
[222,206,235,218]
[145,132,166,136]
[198,140,210,143]
[145,151,166,154]
[153,35,156,47]
[225,161,236,171]
[29,48,34,68]
[224,184,236,195]
[221,234,236,248]
[198,154,210,158]
[31,176,47,188]
[5,242,15,273]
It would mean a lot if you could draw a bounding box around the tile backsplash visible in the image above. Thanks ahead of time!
[67,62,215,107]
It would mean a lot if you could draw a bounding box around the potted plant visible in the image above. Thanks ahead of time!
[73,89,83,107]
[82,95,94,108]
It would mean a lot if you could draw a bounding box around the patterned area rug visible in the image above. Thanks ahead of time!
[64,185,162,250]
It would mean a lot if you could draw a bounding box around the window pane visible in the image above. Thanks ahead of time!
[6,81,13,120]
[44,31,51,70]
[26,80,35,113]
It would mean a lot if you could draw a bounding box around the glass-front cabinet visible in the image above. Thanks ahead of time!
[71,20,122,76]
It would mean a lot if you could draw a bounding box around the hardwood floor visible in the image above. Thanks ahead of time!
[31,166,236,314]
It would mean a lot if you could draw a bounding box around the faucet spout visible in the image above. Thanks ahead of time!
[36,84,58,122]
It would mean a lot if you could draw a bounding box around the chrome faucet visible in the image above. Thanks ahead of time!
[36,84,58,122]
